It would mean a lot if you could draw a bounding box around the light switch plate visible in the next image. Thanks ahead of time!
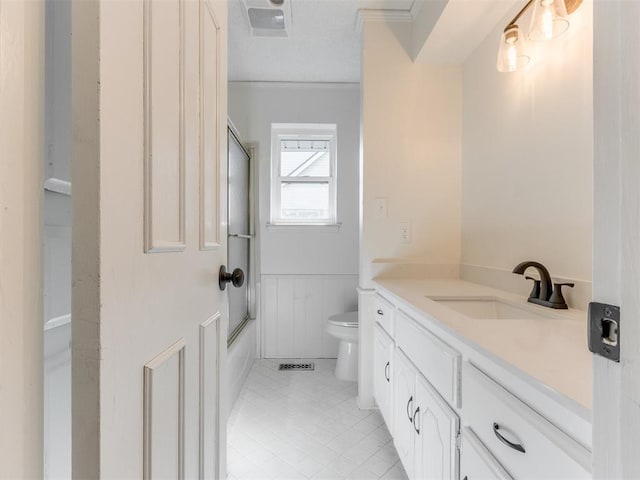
[374,198,387,219]
[588,302,620,362]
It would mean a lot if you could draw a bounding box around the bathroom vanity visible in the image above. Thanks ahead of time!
[370,278,592,479]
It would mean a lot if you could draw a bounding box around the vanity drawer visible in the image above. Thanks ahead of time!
[462,362,591,479]
[374,294,395,336]
[395,310,461,407]
[460,427,513,480]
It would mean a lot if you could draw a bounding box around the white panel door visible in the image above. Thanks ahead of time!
[71,1,228,478]
[374,324,394,429]
[393,349,417,479]
[413,374,459,480]
[0,0,45,476]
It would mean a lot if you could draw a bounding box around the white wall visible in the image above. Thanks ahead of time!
[45,0,71,184]
[43,191,71,480]
[44,192,71,326]
[229,83,360,276]
[461,2,593,308]
[358,19,462,408]
[43,1,72,477]
[44,0,72,327]
[360,21,463,287]
[229,83,360,358]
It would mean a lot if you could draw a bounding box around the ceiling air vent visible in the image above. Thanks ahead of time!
[241,0,291,37]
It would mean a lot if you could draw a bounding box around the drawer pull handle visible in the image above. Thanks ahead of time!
[384,361,390,382]
[377,309,384,315]
[493,422,526,454]
[406,396,414,423]
[413,407,420,435]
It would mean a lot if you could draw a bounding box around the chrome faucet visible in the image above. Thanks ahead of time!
[512,261,574,309]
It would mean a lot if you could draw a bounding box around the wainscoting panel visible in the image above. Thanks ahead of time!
[143,0,186,253]
[261,275,358,358]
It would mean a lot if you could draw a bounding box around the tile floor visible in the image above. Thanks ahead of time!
[227,359,409,480]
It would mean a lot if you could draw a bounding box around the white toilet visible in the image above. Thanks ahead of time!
[327,311,359,381]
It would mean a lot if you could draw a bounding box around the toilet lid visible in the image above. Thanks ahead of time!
[328,311,359,327]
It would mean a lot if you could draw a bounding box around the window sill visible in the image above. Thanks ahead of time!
[266,222,342,232]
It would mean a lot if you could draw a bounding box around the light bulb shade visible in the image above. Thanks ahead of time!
[528,0,569,41]
[496,25,530,73]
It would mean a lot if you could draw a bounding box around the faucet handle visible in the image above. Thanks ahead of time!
[549,282,575,308]
[525,276,541,300]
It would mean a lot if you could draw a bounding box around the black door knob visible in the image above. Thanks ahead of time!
[219,265,244,290]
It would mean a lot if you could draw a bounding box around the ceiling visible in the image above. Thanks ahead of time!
[228,0,417,83]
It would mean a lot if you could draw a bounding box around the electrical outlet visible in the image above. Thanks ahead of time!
[374,198,387,219]
[399,222,411,244]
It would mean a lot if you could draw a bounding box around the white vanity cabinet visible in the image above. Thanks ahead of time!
[393,349,460,480]
[374,324,394,429]
[370,284,593,480]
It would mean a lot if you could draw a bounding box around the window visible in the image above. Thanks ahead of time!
[270,124,337,225]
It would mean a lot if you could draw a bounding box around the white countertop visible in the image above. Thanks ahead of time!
[373,278,592,411]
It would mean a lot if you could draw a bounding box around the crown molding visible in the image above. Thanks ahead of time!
[355,9,413,34]
[409,0,426,19]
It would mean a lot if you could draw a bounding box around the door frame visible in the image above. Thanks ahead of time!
[0,0,45,476]
[592,1,640,476]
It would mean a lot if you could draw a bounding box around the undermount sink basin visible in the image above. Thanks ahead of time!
[427,296,557,320]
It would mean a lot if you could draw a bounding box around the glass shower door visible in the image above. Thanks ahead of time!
[227,127,252,343]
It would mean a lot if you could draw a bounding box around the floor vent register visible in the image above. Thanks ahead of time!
[278,362,315,371]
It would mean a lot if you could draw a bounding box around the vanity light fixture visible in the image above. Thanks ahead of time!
[528,0,569,41]
[496,0,582,73]
[496,23,530,73]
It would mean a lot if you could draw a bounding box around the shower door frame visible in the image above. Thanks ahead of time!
[227,122,255,346]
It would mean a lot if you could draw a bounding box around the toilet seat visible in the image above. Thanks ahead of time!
[328,311,358,328]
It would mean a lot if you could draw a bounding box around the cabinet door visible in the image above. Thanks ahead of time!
[414,374,460,480]
[393,349,417,478]
[374,325,394,429]
[460,427,513,480]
